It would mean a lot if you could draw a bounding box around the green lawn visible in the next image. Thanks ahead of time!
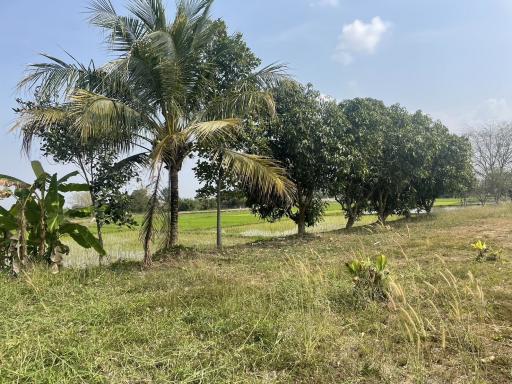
[1,204,511,383]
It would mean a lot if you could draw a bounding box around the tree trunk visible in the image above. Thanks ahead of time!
[376,192,388,225]
[18,204,27,265]
[38,191,46,259]
[346,214,355,229]
[216,167,223,250]
[96,220,105,265]
[89,191,105,265]
[143,242,152,269]
[165,169,172,249]
[168,167,180,247]
[297,205,306,236]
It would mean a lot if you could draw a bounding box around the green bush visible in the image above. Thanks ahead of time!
[345,254,390,302]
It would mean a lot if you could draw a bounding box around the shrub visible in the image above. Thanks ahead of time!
[345,254,390,302]
[471,240,501,262]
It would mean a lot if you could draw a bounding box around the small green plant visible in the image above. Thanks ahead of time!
[471,240,501,262]
[0,161,105,275]
[345,254,390,302]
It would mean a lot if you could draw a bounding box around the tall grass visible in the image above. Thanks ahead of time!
[1,204,511,382]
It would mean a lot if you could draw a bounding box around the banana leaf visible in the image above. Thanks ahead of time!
[45,175,64,233]
[58,183,90,193]
[58,171,80,184]
[60,222,106,256]
[31,161,47,179]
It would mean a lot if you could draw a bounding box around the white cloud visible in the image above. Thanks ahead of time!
[334,17,391,65]
[310,0,339,7]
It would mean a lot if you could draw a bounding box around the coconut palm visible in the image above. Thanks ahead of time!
[17,0,293,266]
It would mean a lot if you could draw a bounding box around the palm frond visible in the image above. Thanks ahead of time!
[205,89,275,120]
[18,54,87,99]
[14,105,69,153]
[69,89,144,141]
[127,0,167,31]
[150,129,190,170]
[187,118,241,147]
[202,63,287,120]
[88,0,148,52]
[221,150,295,201]
[180,0,213,21]
[251,63,289,89]
[113,152,150,170]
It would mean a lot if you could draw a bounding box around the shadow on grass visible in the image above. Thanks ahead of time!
[118,212,447,267]
[161,213,441,258]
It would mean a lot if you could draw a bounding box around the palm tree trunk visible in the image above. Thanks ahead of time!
[169,167,179,247]
[165,169,172,249]
[216,168,223,250]
[143,164,164,268]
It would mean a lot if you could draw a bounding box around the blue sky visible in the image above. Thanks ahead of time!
[2,0,512,197]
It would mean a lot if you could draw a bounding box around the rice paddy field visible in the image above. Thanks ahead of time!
[68,199,467,266]
[1,202,511,383]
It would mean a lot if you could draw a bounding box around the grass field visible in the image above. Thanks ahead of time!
[69,198,466,266]
[1,203,511,383]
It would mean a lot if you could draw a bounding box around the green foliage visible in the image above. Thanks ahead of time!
[128,189,150,214]
[346,254,390,302]
[13,0,475,261]
[194,19,265,200]
[17,0,288,263]
[413,123,474,213]
[14,97,141,244]
[248,81,342,234]
[331,98,386,227]
[329,98,474,226]
[0,161,105,274]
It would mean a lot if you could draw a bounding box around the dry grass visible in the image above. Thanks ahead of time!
[1,204,511,383]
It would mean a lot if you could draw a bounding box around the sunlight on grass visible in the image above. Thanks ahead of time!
[67,198,459,266]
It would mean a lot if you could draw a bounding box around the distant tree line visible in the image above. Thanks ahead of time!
[126,189,246,214]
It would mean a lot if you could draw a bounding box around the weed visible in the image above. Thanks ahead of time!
[346,254,389,303]
[472,240,502,262]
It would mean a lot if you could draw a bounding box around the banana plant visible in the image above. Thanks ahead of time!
[0,161,105,274]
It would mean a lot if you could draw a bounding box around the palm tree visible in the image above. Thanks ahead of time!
[17,0,293,266]
[209,150,293,250]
